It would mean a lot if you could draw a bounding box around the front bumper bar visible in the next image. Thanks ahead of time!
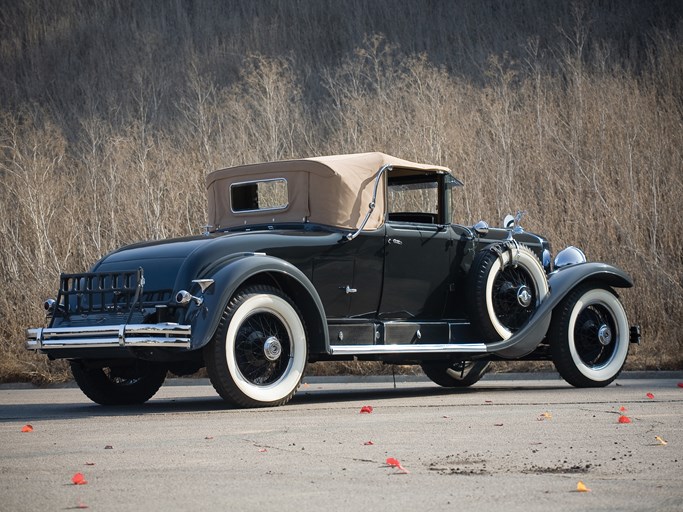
[26,323,192,350]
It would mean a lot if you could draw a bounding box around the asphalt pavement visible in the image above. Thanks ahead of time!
[1,373,682,512]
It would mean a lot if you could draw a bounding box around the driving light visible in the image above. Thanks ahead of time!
[554,246,586,269]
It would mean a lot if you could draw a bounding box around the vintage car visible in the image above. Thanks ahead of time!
[26,152,640,407]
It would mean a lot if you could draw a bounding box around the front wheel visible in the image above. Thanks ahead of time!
[549,284,630,387]
[70,361,167,405]
[204,285,308,408]
[421,360,491,387]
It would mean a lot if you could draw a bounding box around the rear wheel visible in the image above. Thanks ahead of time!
[421,360,491,387]
[549,284,629,387]
[204,285,308,408]
[70,361,167,405]
[468,244,549,340]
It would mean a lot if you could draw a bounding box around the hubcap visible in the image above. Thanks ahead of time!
[516,285,532,308]
[263,336,282,361]
[492,266,537,332]
[597,324,612,346]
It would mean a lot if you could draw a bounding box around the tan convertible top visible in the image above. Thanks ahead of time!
[206,152,451,231]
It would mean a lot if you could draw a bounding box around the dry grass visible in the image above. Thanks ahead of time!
[1,1,681,382]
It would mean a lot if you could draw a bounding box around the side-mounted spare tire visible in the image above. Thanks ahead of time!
[468,243,549,341]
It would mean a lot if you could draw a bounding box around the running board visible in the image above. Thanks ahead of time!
[329,343,489,356]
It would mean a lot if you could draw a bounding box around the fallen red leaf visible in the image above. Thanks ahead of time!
[76,502,89,509]
[678,382,683,388]
[71,473,87,485]
[204,436,214,440]
[364,441,374,445]
[21,424,33,433]
[359,405,373,414]
[619,406,627,412]
[618,415,632,424]
[646,392,655,399]
[386,457,409,473]
[258,448,267,453]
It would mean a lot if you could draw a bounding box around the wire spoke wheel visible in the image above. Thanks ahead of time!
[550,284,629,387]
[205,285,307,408]
[234,311,292,385]
[573,304,616,367]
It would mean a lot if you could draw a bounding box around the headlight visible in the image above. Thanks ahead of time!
[554,246,586,269]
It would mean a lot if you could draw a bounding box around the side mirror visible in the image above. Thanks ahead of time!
[503,214,515,229]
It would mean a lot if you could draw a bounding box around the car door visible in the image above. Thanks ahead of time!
[311,228,385,319]
[378,220,452,319]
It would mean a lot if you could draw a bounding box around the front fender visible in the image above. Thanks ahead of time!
[184,254,329,352]
[487,262,633,358]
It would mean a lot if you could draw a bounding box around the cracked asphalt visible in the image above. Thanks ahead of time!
[1,373,682,511]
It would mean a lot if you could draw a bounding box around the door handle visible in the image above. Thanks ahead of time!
[388,238,403,245]
[342,285,357,294]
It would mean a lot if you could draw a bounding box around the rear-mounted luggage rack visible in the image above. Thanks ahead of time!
[26,268,190,351]
[53,268,172,318]
[55,268,144,317]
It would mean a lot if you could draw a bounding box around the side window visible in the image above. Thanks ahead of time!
[231,179,288,213]
[387,178,440,224]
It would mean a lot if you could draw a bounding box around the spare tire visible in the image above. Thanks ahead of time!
[467,243,549,341]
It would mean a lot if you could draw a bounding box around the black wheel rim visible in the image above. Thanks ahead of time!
[104,367,143,387]
[235,311,291,385]
[446,361,475,380]
[574,304,616,368]
[492,265,537,331]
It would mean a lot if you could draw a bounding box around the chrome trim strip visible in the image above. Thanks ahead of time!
[329,343,488,355]
[26,323,191,350]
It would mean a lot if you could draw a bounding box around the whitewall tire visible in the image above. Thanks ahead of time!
[204,285,308,407]
[468,244,549,341]
[549,284,629,387]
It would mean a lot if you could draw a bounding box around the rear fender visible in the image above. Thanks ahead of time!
[184,254,329,354]
[487,262,633,358]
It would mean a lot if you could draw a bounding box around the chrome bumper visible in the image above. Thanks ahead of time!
[26,323,192,350]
